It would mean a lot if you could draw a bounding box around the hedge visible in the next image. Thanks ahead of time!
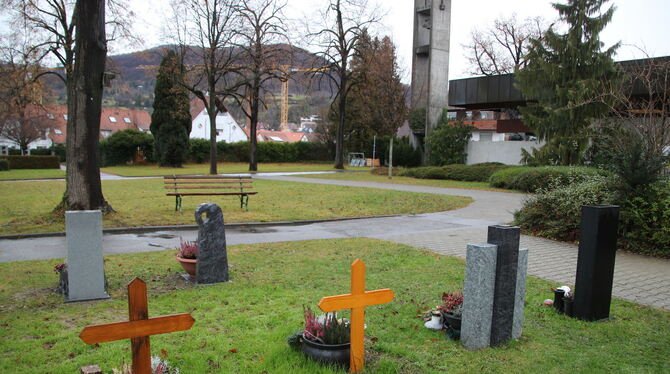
[0,155,60,169]
[0,159,9,171]
[99,129,155,166]
[488,166,609,192]
[399,163,512,182]
[189,140,333,164]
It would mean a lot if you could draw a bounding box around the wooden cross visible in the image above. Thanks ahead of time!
[79,278,195,374]
[318,259,394,373]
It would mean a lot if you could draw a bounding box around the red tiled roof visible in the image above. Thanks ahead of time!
[27,104,151,144]
[256,130,306,143]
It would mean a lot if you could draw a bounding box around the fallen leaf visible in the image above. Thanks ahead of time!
[42,342,54,349]
[160,349,168,358]
[67,353,76,359]
[229,349,238,354]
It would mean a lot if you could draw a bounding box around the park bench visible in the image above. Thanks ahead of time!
[164,175,257,212]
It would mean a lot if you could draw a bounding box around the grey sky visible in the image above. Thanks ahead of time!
[50,0,670,82]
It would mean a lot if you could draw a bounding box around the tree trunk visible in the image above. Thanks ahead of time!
[60,0,113,213]
[249,77,260,172]
[208,101,218,175]
[334,75,347,169]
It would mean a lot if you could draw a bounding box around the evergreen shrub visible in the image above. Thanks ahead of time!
[99,129,154,166]
[400,163,511,182]
[489,166,608,192]
[0,159,9,171]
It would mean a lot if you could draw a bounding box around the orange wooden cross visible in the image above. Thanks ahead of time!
[318,259,394,373]
[79,278,195,374]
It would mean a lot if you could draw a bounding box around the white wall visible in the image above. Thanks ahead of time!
[466,140,545,165]
[190,110,247,143]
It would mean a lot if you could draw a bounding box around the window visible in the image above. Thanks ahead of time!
[123,117,131,123]
[63,114,68,120]
[54,129,62,135]
[109,116,117,123]
[47,113,55,119]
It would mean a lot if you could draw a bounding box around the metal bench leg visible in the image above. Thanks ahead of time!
[175,195,182,213]
[239,194,249,211]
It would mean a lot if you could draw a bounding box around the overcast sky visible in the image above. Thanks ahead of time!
[105,0,670,82]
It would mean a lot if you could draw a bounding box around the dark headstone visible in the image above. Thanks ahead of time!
[573,205,620,321]
[195,203,229,284]
[487,225,520,347]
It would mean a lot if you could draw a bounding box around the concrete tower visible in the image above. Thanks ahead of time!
[410,0,451,158]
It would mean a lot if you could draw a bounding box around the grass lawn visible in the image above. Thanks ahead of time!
[0,169,65,180]
[101,162,368,177]
[298,171,519,193]
[0,178,471,235]
[0,238,668,373]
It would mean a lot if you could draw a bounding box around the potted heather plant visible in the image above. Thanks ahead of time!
[176,238,198,279]
[438,290,463,331]
[299,306,350,368]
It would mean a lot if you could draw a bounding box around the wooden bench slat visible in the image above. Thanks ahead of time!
[163,175,252,180]
[164,180,253,185]
[164,185,253,190]
[167,192,258,196]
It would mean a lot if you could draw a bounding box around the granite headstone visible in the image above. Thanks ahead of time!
[65,210,109,302]
[488,225,520,346]
[461,243,497,350]
[195,203,229,284]
[573,205,620,321]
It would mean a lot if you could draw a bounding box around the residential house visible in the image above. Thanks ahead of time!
[189,98,248,143]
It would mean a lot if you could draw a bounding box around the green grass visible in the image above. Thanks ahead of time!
[0,169,65,180]
[0,238,668,373]
[0,178,472,235]
[101,162,368,177]
[298,171,519,193]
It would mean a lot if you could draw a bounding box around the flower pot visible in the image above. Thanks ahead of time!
[554,289,566,314]
[563,298,574,317]
[442,312,462,330]
[176,256,197,279]
[301,333,350,369]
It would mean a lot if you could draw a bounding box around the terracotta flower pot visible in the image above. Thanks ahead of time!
[176,256,197,279]
[301,333,350,369]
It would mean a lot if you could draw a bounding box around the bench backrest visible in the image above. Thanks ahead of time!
[163,175,253,192]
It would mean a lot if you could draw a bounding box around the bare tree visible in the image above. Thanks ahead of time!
[2,0,136,212]
[0,30,49,154]
[463,14,545,76]
[308,0,382,169]
[234,0,289,172]
[168,0,241,175]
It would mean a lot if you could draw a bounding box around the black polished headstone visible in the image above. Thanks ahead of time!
[487,225,520,346]
[195,203,229,284]
[573,205,619,321]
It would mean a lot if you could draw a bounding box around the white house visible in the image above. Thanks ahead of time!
[189,98,248,143]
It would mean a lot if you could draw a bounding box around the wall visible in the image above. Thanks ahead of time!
[466,140,544,165]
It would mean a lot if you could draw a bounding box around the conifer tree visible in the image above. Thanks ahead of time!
[150,51,192,167]
[516,0,619,165]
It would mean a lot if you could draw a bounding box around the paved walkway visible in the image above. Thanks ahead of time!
[1,174,668,310]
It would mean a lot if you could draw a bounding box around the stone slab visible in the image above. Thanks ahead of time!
[574,205,620,321]
[488,225,520,346]
[461,243,497,350]
[512,247,528,339]
[195,203,229,284]
[65,210,109,302]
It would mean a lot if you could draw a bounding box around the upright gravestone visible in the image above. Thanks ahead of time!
[195,203,229,284]
[573,205,620,321]
[461,225,528,350]
[65,210,109,302]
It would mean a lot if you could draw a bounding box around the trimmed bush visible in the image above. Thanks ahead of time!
[489,166,608,192]
[0,155,60,169]
[400,163,512,182]
[100,129,155,166]
[0,159,9,171]
[513,175,617,241]
[192,140,333,164]
[189,138,210,163]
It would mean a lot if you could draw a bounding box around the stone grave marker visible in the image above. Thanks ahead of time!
[79,278,195,374]
[573,205,620,321]
[65,210,109,302]
[461,225,528,350]
[318,259,394,373]
[195,202,229,284]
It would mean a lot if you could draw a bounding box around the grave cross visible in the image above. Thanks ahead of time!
[79,278,195,374]
[318,259,394,373]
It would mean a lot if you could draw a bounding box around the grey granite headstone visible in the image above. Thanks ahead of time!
[488,225,520,346]
[65,210,109,302]
[195,203,229,284]
[461,243,497,350]
[512,248,528,339]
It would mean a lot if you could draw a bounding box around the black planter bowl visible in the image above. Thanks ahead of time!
[301,334,350,369]
[442,312,462,330]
